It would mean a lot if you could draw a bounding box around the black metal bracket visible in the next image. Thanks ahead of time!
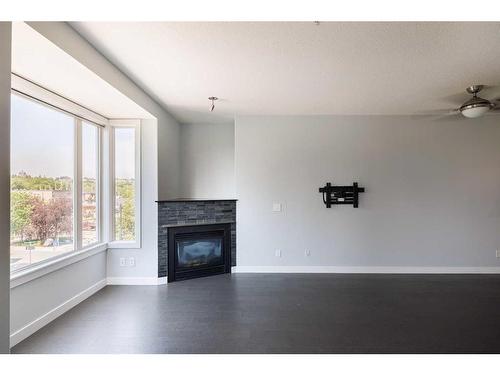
[319,182,365,208]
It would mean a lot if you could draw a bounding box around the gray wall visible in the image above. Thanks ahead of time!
[0,22,11,353]
[180,123,235,198]
[235,115,500,268]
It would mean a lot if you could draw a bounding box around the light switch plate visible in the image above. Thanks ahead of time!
[129,257,136,267]
[119,258,126,267]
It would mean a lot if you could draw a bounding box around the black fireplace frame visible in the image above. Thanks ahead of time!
[167,223,232,282]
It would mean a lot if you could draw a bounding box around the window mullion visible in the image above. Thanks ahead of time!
[97,126,102,244]
[134,123,141,247]
[75,119,82,251]
[108,126,116,242]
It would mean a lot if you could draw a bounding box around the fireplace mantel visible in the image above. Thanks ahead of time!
[164,220,235,228]
[156,198,237,203]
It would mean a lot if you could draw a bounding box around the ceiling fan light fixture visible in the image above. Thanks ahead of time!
[460,105,491,118]
[459,85,494,118]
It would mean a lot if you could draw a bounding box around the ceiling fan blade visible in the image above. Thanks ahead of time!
[432,114,474,123]
[413,108,459,116]
[410,109,462,121]
[434,109,461,117]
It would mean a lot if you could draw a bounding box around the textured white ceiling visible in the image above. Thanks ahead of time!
[70,22,500,123]
[12,22,152,119]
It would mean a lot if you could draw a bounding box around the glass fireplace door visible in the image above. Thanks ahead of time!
[175,235,224,271]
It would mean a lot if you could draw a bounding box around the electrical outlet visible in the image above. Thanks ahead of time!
[496,250,500,258]
[129,257,136,267]
[119,257,126,267]
[272,203,282,212]
[275,249,282,257]
[305,249,311,257]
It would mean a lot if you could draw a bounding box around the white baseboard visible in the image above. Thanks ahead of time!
[231,266,500,274]
[106,277,167,285]
[10,278,107,348]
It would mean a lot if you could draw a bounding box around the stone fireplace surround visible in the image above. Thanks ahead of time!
[157,199,236,279]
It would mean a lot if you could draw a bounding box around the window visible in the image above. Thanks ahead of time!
[110,121,140,247]
[10,92,102,272]
[10,94,75,271]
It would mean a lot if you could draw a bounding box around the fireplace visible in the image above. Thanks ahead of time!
[157,199,236,281]
[168,223,231,282]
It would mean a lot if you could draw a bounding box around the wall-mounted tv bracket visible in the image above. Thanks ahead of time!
[319,182,365,208]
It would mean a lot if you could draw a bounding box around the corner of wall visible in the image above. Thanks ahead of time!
[0,21,12,354]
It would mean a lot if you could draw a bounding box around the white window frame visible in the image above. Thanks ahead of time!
[79,119,103,249]
[11,73,108,127]
[108,119,141,249]
[10,74,107,275]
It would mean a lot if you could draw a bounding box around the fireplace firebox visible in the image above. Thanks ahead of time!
[167,223,231,282]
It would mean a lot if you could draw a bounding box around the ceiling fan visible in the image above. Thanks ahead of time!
[449,85,500,118]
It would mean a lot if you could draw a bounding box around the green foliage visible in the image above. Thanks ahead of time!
[10,193,73,245]
[115,179,135,241]
[10,174,136,245]
[11,174,72,191]
[10,191,34,242]
[11,174,74,245]
[83,177,96,194]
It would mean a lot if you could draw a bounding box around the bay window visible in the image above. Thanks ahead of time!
[10,74,142,273]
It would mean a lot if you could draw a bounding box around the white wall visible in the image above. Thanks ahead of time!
[235,115,500,271]
[0,22,12,353]
[10,251,106,345]
[180,122,235,198]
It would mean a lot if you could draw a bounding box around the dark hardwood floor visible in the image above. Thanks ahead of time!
[11,273,500,353]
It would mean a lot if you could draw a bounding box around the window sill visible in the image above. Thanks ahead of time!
[107,240,141,249]
[10,243,108,289]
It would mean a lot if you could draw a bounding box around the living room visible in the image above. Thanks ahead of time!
[1,1,500,373]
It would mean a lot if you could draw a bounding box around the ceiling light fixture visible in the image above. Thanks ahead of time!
[208,96,218,112]
[459,85,494,118]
